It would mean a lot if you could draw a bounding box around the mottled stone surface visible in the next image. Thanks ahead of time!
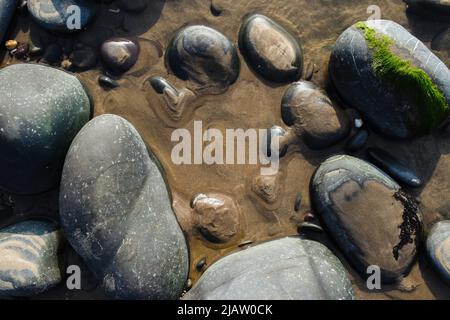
[426,220,450,285]
[0,220,61,297]
[330,20,450,139]
[0,0,18,44]
[239,14,303,83]
[60,114,189,300]
[281,81,350,149]
[0,63,91,194]
[28,0,98,32]
[184,237,354,300]
[166,25,240,92]
[311,155,422,283]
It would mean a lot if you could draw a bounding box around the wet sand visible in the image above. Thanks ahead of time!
[1,0,450,299]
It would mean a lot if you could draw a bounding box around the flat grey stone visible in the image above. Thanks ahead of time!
[184,237,354,300]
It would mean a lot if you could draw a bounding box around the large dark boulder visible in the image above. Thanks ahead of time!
[330,20,450,139]
[0,63,91,194]
[60,114,189,300]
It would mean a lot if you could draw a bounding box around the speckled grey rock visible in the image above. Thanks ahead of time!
[239,14,303,83]
[311,155,422,283]
[183,237,354,300]
[281,81,350,149]
[0,0,18,44]
[426,220,450,285]
[0,63,91,195]
[27,0,98,32]
[166,25,240,92]
[330,20,450,139]
[0,220,61,297]
[60,114,189,300]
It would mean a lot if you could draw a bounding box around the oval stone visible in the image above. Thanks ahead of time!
[100,38,140,75]
[0,63,91,194]
[0,0,18,44]
[426,220,450,285]
[281,81,350,149]
[28,0,98,32]
[183,237,354,300]
[60,114,189,300]
[239,14,303,83]
[368,148,423,188]
[0,220,61,297]
[330,20,450,139]
[166,25,240,90]
[311,155,422,283]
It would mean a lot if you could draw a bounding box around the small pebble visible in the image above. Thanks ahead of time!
[98,75,119,89]
[294,194,302,212]
[298,222,324,233]
[354,118,364,129]
[196,257,207,272]
[238,240,253,248]
[303,212,316,222]
[186,278,193,290]
[5,39,17,50]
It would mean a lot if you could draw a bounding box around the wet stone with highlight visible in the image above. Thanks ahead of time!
[60,114,189,300]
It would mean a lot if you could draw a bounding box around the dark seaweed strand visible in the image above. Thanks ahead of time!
[392,190,421,260]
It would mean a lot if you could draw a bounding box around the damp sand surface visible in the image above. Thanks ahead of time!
[1,0,450,300]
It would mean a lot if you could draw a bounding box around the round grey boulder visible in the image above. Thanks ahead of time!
[330,20,450,139]
[0,63,91,194]
[426,220,450,285]
[311,155,422,283]
[183,237,354,300]
[0,220,62,297]
[59,114,189,300]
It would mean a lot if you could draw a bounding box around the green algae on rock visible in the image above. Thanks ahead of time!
[355,22,449,134]
[330,20,450,139]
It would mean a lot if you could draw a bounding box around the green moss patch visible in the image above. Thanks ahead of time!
[355,22,449,133]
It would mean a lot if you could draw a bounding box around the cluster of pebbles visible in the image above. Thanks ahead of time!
[0,0,449,299]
